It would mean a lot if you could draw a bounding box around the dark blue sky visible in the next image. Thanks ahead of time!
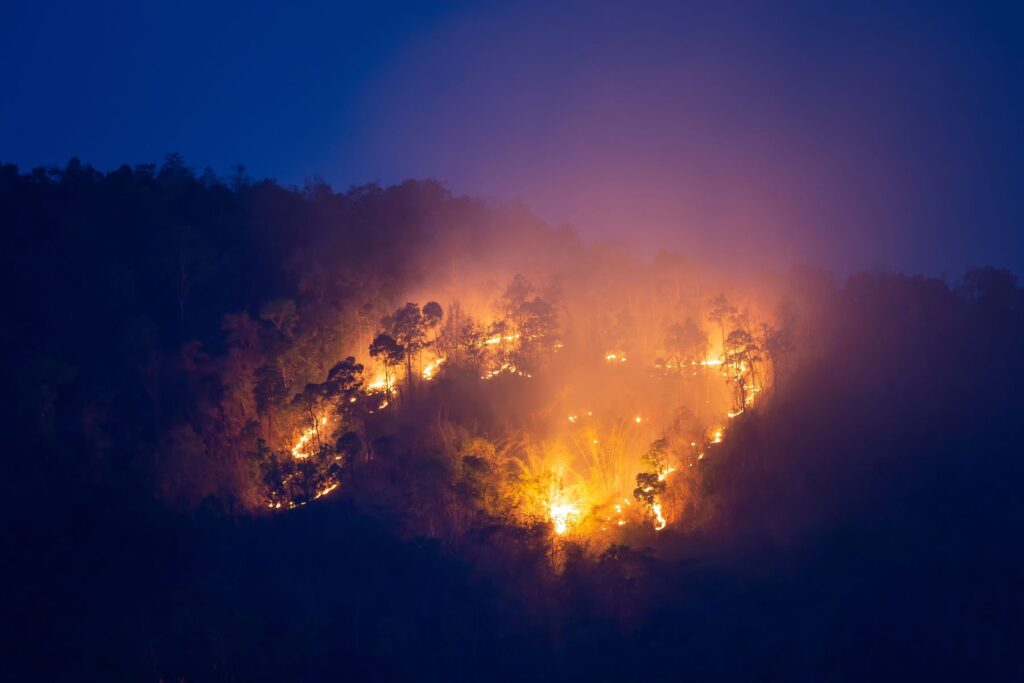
[3,1,1022,275]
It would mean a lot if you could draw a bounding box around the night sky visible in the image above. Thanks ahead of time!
[3,1,1022,275]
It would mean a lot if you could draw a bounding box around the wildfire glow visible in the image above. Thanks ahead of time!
[314,482,339,499]
[481,361,531,380]
[549,500,580,535]
[265,275,778,549]
[421,356,445,380]
[291,416,328,459]
[484,333,520,346]
[367,371,397,394]
[652,502,667,531]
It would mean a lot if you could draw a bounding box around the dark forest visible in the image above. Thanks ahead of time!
[2,157,1022,680]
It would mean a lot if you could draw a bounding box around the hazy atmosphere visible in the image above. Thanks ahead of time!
[4,1,1023,273]
[3,2,1023,680]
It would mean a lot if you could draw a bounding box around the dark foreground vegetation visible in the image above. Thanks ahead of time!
[3,158,1023,680]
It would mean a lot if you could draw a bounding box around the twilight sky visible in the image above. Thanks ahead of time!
[2,1,1022,275]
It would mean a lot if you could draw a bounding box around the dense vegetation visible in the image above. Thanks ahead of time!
[3,157,1023,680]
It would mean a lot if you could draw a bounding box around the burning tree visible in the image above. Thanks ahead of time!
[707,293,737,354]
[664,317,708,369]
[494,274,559,374]
[374,301,444,395]
[369,333,403,403]
[629,439,677,531]
[278,357,365,504]
[723,328,762,410]
[633,440,669,507]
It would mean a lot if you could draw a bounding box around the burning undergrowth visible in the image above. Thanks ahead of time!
[246,261,782,554]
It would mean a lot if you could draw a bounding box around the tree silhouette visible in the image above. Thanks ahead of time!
[724,328,761,409]
[369,332,403,403]
[665,317,708,368]
[707,294,737,357]
[260,298,298,338]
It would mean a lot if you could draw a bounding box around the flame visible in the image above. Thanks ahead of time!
[484,332,520,346]
[650,466,675,531]
[421,356,446,380]
[652,502,667,531]
[313,482,339,499]
[540,461,584,536]
[549,500,580,535]
[265,279,780,553]
[481,361,531,380]
[291,415,328,459]
[367,370,397,394]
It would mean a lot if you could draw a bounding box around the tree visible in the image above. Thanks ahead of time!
[959,267,1021,315]
[760,322,792,390]
[664,317,708,368]
[436,300,470,362]
[520,297,558,349]
[724,328,761,409]
[165,225,213,342]
[421,301,445,369]
[501,274,535,316]
[254,361,288,444]
[323,357,364,409]
[158,152,191,182]
[376,302,443,394]
[707,294,737,357]
[228,163,251,190]
[259,298,298,338]
[497,274,559,372]
[422,301,443,332]
[633,440,669,507]
[288,357,364,500]
[606,309,636,355]
[388,303,427,393]
[369,333,403,403]
[336,431,365,468]
[222,311,262,351]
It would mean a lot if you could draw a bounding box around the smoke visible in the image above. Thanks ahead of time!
[338,2,1024,277]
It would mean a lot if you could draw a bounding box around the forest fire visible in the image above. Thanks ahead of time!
[549,500,581,535]
[421,356,445,380]
[271,269,777,544]
[12,15,1021,672]
[651,502,667,531]
[291,416,328,459]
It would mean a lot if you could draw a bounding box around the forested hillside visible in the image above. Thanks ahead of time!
[3,157,1022,680]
